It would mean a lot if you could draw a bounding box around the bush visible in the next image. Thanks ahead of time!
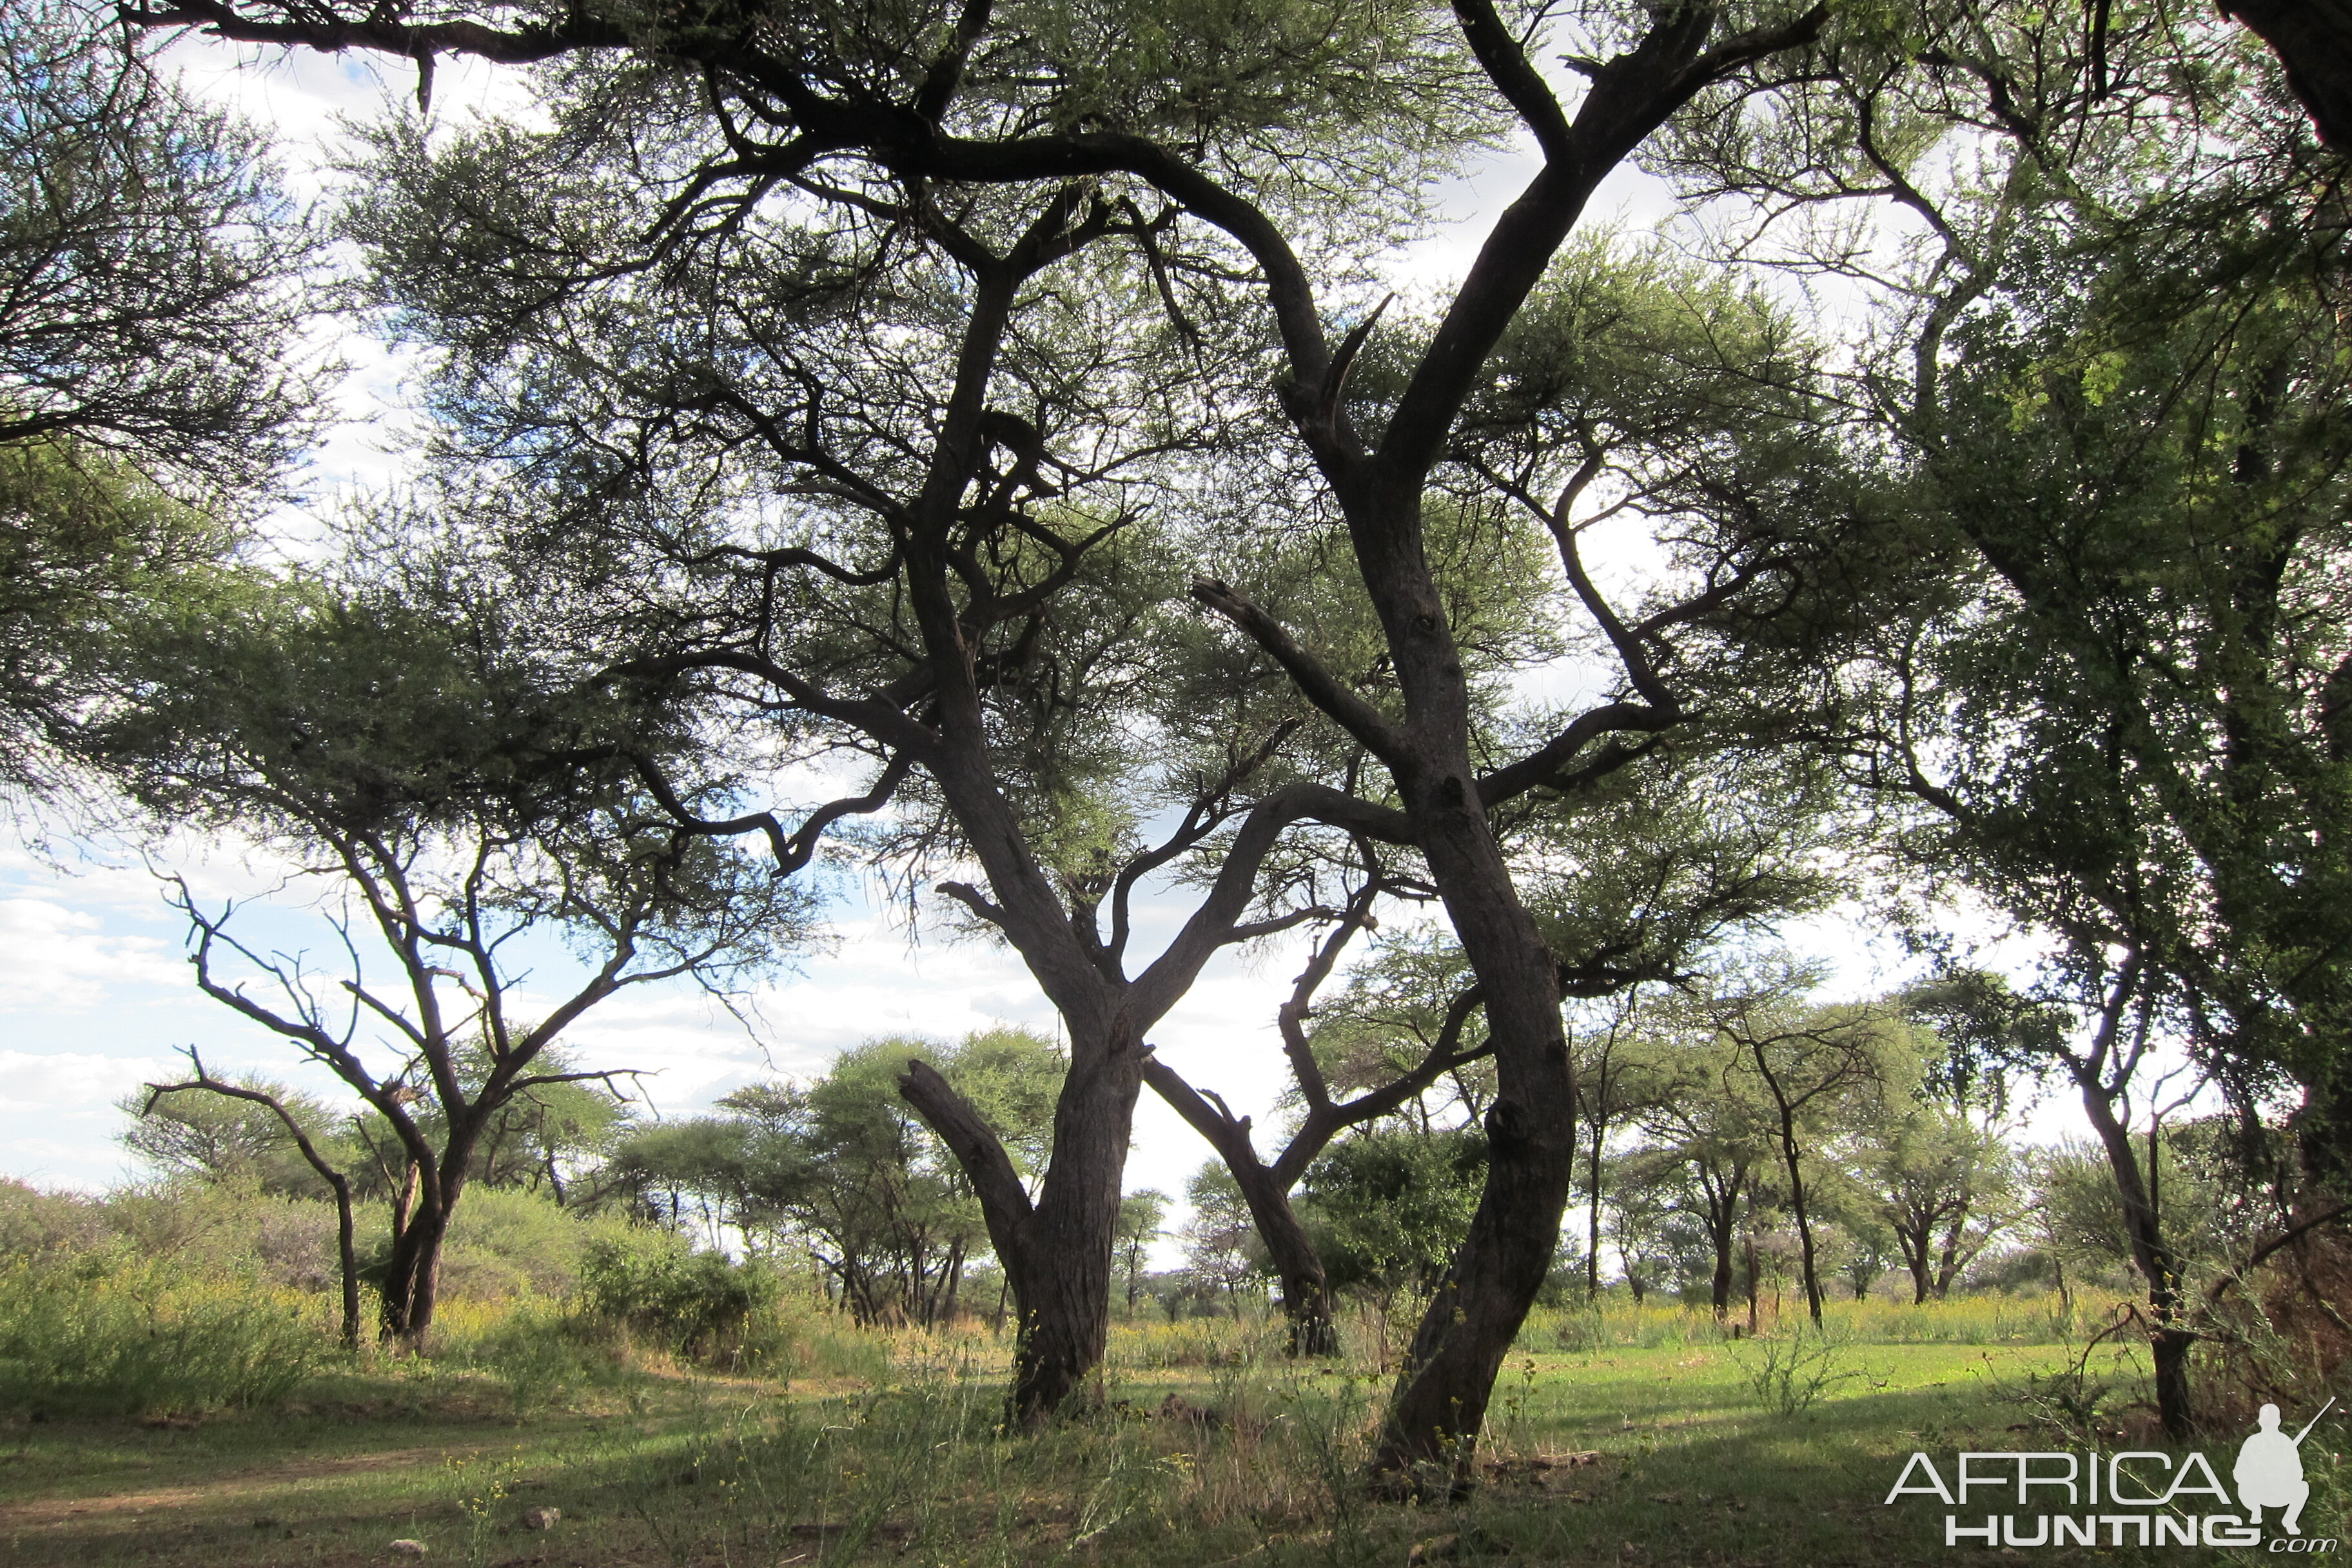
[578,1234,781,1364]
[436,1186,638,1302]
[0,1252,332,1416]
[451,1298,623,1415]
[0,1181,114,1261]
[1736,1327,1867,1417]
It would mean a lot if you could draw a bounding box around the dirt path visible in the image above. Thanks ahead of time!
[0,1442,507,1533]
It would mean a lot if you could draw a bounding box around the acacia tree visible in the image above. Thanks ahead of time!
[1115,1188,1168,1317]
[83,560,823,1343]
[0,0,316,794]
[125,0,1865,1478]
[1700,975,1885,1326]
[1852,1111,2012,1304]
[1628,997,1774,1318]
[1838,983,2025,1304]
[622,1031,1062,1326]
[322,88,1394,1421]
[1645,0,2352,1435]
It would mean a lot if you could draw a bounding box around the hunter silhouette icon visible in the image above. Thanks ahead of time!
[2237,1398,2335,1534]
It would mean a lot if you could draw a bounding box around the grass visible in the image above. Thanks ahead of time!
[10,1289,2342,1567]
[0,1255,333,1417]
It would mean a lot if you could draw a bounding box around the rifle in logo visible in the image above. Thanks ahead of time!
[2238,1397,2336,1536]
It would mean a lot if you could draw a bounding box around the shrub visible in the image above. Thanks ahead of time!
[578,1234,780,1364]
[453,1298,620,1416]
[1735,1326,1868,1417]
[0,1252,331,1415]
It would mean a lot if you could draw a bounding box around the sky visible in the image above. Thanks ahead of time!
[5,26,1997,1233]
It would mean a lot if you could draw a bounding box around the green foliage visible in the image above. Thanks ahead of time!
[0,0,315,487]
[1297,1129,1487,1301]
[434,1186,641,1302]
[2024,1129,2244,1284]
[1118,1188,1170,1308]
[0,1251,329,1416]
[1735,1326,1868,1417]
[576,1233,780,1362]
[455,1298,618,1416]
[1178,1164,1265,1309]
[0,0,315,797]
[469,1068,638,1200]
[117,1075,350,1199]
[616,1028,1061,1326]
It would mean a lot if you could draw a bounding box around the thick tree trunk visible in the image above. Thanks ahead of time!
[1004,1046,1141,1420]
[378,1192,452,1346]
[1374,1093,1573,1492]
[1766,1105,1824,1326]
[1702,1184,1742,1318]
[2151,1325,2195,1433]
[1790,1188,1825,1327]
[1368,796,1577,1494]
[901,1039,1146,1424]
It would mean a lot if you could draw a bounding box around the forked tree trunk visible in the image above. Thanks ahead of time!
[1905,1245,1933,1306]
[902,1038,1147,1422]
[378,1194,453,1345]
[380,1137,474,1346]
[1006,1048,1142,1418]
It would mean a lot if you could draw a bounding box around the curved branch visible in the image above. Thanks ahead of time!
[1191,579,1404,763]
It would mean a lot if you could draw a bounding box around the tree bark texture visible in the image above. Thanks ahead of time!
[902,1041,1148,1420]
[378,1189,453,1345]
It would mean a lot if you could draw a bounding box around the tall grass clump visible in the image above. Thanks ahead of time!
[1106,1313,1282,1371]
[0,1251,332,1415]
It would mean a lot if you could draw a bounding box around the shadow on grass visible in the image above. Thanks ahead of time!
[4,1347,2334,1568]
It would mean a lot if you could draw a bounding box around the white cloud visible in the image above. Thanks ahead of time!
[0,1049,177,1114]
[0,898,184,1009]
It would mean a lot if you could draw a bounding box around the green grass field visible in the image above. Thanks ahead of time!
[8,1293,2340,1567]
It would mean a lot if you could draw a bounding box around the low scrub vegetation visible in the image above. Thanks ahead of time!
[5,1179,2344,1566]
